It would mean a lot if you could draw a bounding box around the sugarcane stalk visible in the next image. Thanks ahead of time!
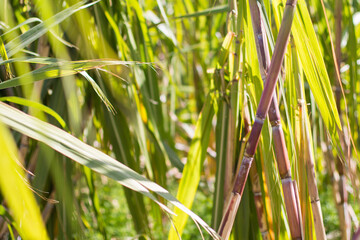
[292,38,326,240]
[217,0,298,239]
[353,228,360,240]
[212,1,240,227]
[231,100,272,239]
[224,0,240,207]
[243,104,271,240]
[334,0,351,238]
[247,1,303,238]
[225,0,241,183]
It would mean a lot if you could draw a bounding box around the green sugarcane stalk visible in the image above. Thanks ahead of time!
[225,0,239,205]
[247,0,303,238]
[292,39,326,240]
[217,0,298,239]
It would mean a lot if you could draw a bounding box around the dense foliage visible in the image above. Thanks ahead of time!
[0,0,359,239]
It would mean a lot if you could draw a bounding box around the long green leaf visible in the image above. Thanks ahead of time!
[0,122,49,239]
[0,58,138,112]
[169,94,216,239]
[0,36,12,80]
[0,101,220,239]
[1,17,77,49]
[272,0,342,153]
[0,96,67,129]
[4,0,99,57]
[174,5,229,19]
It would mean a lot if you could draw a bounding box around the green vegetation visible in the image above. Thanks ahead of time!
[0,0,359,239]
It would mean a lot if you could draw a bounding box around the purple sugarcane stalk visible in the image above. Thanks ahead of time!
[218,0,298,239]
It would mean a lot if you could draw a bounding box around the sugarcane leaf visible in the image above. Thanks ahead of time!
[0,36,12,80]
[233,183,251,239]
[0,101,220,240]
[79,71,115,114]
[126,84,154,179]
[173,5,229,19]
[218,32,235,67]
[0,57,134,67]
[5,0,98,58]
[102,10,131,60]
[144,10,177,46]
[270,0,341,155]
[129,2,172,187]
[0,122,49,239]
[1,17,77,49]
[156,0,170,26]
[0,58,139,113]
[0,204,22,238]
[1,18,44,37]
[211,97,229,229]
[97,89,151,234]
[168,93,216,239]
[163,141,185,171]
[0,96,67,129]
[291,1,342,151]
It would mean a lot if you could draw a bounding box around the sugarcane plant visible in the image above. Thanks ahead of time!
[218,0,300,239]
[0,0,359,239]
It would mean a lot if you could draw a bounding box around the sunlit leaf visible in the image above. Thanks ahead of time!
[0,101,220,240]
[0,122,49,239]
